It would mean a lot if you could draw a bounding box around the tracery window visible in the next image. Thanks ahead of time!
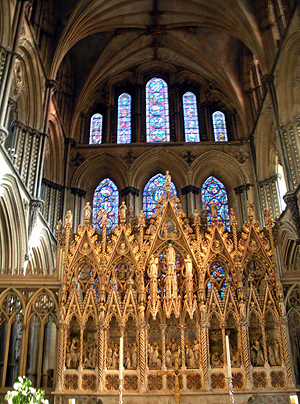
[207,262,230,299]
[201,176,230,230]
[93,178,119,232]
[143,173,177,218]
[183,92,200,142]
[212,111,228,142]
[146,78,170,143]
[117,93,131,144]
[89,113,103,144]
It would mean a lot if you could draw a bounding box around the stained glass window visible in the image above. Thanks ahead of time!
[117,93,131,144]
[93,178,119,232]
[212,111,228,142]
[89,113,103,144]
[146,78,170,143]
[183,92,200,142]
[201,176,230,230]
[207,262,230,299]
[143,173,177,217]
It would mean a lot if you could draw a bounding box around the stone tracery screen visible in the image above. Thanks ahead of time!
[93,178,119,232]
[201,176,230,230]
[146,78,170,143]
[143,173,177,217]
[89,113,103,144]
[117,93,131,144]
[183,91,200,142]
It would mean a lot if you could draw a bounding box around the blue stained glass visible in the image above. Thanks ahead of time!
[93,178,119,232]
[117,93,131,144]
[213,111,228,142]
[146,78,170,143]
[143,173,177,217]
[207,262,230,299]
[201,176,230,230]
[90,113,103,144]
[183,92,200,142]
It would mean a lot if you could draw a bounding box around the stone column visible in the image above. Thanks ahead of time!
[199,101,212,141]
[240,319,252,388]
[200,321,209,389]
[70,187,87,230]
[181,185,199,217]
[283,192,300,241]
[234,184,250,224]
[120,186,139,216]
[0,0,28,126]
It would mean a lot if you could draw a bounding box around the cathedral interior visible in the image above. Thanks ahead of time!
[1,1,300,404]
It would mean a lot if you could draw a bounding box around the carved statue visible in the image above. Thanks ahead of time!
[183,254,193,300]
[131,342,138,368]
[264,208,272,225]
[84,202,92,222]
[193,209,201,225]
[65,210,73,227]
[138,210,145,227]
[211,349,223,367]
[229,207,237,226]
[119,201,127,224]
[165,170,172,194]
[210,202,218,220]
[247,200,254,220]
[250,339,264,366]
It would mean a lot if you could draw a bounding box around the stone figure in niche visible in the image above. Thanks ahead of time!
[84,202,92,222]
[124,349,131,369]
[106,347,113,369]
[166,344,172,368]
[66,337,79,368]
[193,340,200,366]
[83,336,96,369]
[112,345,119,369]
[119,201,127,224]
[250,339,265,366]
[131,342,138,368]
[166,243,177,299]
[273,340,281,365]
[183,254,193,300]
[117,242,128,255]
[267,340,276,366]
[210,349,223,367]
[148,342,161,368]
[186,342,196,368]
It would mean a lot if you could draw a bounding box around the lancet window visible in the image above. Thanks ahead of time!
[201,176,230,229]
[143,173,177,217]
[93,178,119,232]
[0,292,23,387]
[117,93,131,144]
[183,92,200,142]
[212,111,227,142]
[146,78,170,143]
[89,113,103,144]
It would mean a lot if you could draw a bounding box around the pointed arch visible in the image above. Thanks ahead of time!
[201,176,230,229]
[212,111,228,142]
[183,91,200,142]
[146,78,170,143]
[89,113,103,144]
[142,173,177,218]
[117,93,131,144]
[93,178,119,232]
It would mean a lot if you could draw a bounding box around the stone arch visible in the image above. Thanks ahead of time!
[277,29,300,124]
[130,147,189,191]
[0,174,27,274]
[191,150,249,215]
[44,115,64,184]
[71,153,128,204]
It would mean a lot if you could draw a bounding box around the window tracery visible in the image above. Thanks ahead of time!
[201,176,230,229]
[117,93,131,144]
[143,173,177,217]
[183,92,200,142]
[212,111,227,142]
[89,113,103,144]
[93,178,119,232]
[146,78,170,143]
